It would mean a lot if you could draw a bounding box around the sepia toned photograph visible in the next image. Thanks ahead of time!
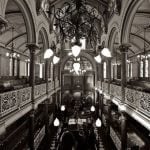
[0,0,149,150]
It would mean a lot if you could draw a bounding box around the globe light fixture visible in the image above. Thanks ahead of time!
[101,48,111,57]
[90,105,95,112]
[60,105,66,111]
[44,48,54,59]
[72,45,81,57]
[53,55,60,64]
[53,117,60,127]
[99,89,103,94]
[94,54,102,63]
[95,118,102,127]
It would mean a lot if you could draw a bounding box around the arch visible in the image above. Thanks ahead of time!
[120,0,144,44]
[4,0,36,43]
[107,25,120,54]
[60,52,97,73]
[37,26,49,50]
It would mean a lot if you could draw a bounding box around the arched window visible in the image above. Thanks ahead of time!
[145,59,148,77]
[103,62,107,78]
[130,63,133,78]
[140,60,143,77]
[127,63,130,77]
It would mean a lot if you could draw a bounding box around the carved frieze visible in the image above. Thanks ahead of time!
[34,83,46,99]
[0,87,31,116]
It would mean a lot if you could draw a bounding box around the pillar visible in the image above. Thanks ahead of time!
[107,59,111,94]
[119,43,130,150]
[45,59,50,148]
[100,63,104,89]
[17,57,20,78]
[12,57,15,76]
[26,43,39,150]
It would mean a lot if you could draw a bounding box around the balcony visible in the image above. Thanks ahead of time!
[0,80,60,133]
[98,81,150,131]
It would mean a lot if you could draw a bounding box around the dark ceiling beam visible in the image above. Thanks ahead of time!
[5,11,22,15]
[130,33,150,46]
[136,11,150,15]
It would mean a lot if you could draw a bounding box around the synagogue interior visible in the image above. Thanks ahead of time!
[0,0,150,150]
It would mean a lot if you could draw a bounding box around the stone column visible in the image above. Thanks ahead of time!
[119,43,130,150]
[26,43,39,150]
[100,63,104,89]
[17,57,20,78]
[119,44,130,103]
[12,57,15,76]
[45,59,50,149]
[107,59,111,94]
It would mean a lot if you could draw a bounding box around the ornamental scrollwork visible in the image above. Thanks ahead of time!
[34,84,46,99]
[20,87,31,106]
[0,91,17,115]
[0,87,32,116]
[138,91,150,115]
[125,88,136,107]
[110,84,121,100]
[102,82,108,94]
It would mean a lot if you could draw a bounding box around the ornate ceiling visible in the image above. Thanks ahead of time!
[1,0,150,59]
[129,0,150,57]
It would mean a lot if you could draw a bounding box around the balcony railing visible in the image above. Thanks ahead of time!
[55,80,59,89]
[101,82,150,117]
[0,81,58,117]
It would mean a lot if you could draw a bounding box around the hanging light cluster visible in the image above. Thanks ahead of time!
[94,47,112,63]
[44,48,60,64]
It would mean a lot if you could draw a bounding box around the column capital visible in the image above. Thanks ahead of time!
[119,43,131,53]
[0,16,8,31]
[26,43,39,53]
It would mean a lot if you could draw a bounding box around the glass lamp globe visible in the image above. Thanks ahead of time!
[101,48,111,57]
[53,118,60,127]
[95,118,102,127]
[90,105,95,112]
[60,105,65,111]
[72,45,81,57]
[53,55,60,64]
[44,48,54,59]
[94,54,102,63]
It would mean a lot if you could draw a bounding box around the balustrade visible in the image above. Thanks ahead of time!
[0,87,31,116]
[55,80,59,89]
[103,82,150,117]
[34,83,46,99]
[0,81,58,117]
[102,82,109,94]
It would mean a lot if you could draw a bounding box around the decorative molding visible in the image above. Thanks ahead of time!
[0,87,31,116]
[34,83,46,99]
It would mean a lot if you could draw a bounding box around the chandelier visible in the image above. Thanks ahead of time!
[49,0,101,48]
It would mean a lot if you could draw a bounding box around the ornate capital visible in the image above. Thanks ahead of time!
[119,43,131,53]
[26,43,39,53]
[0,16,8,33]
